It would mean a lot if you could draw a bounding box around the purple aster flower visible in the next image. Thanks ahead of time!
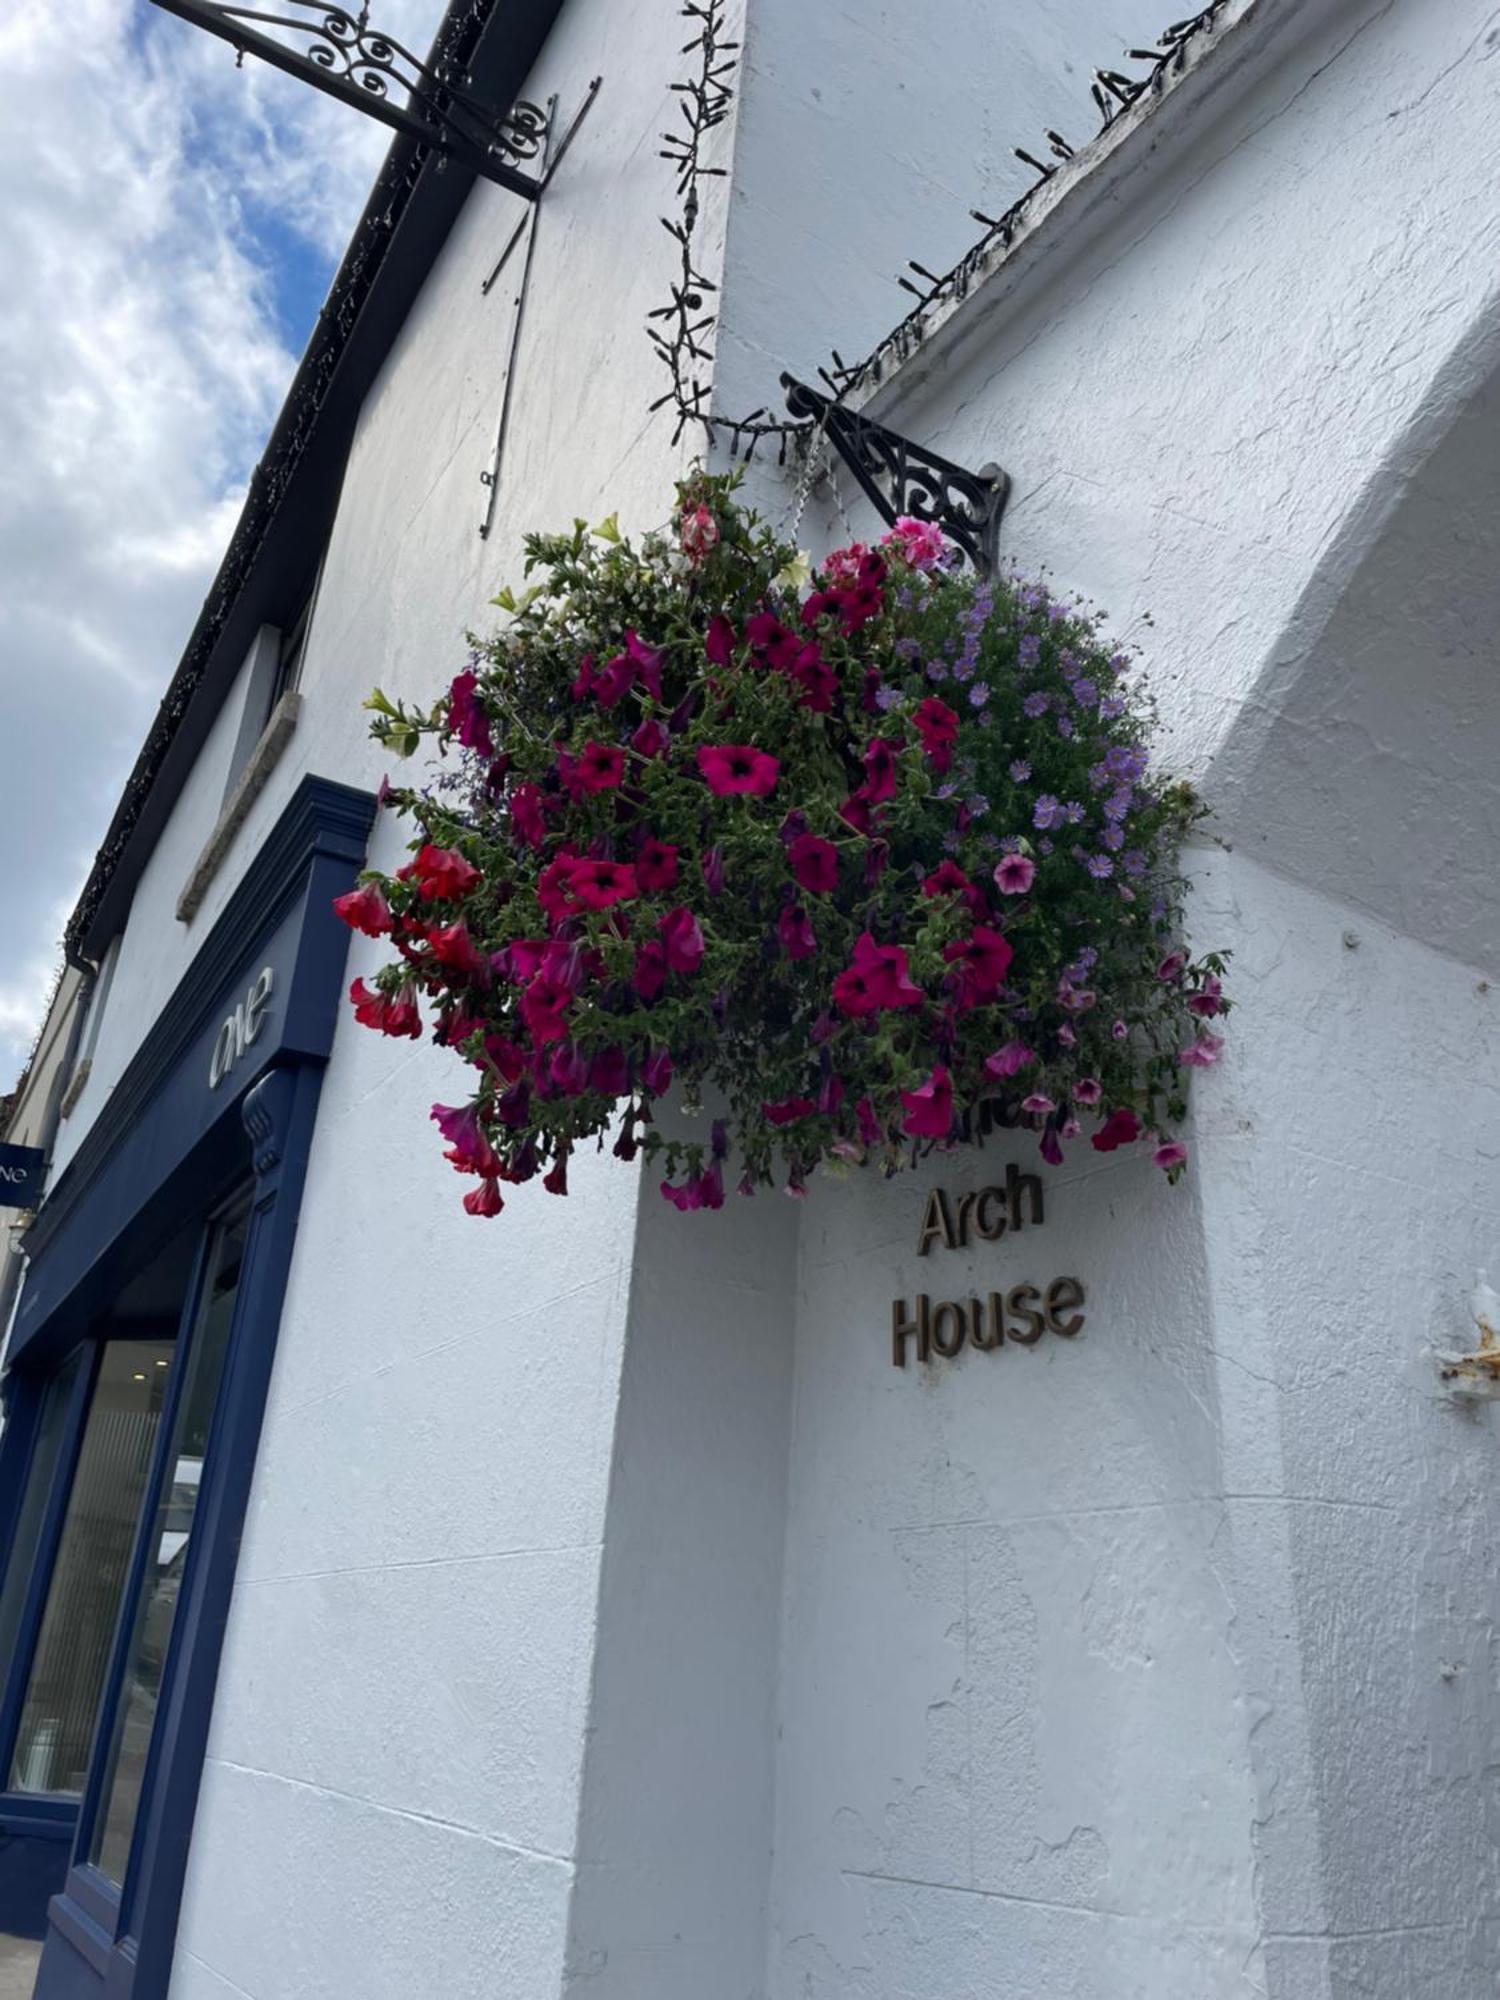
[969,682,990,707]
[1086,854,1115,879]
[1009,759,1031,782]
[1023,692,1049,719]
[926,660,949,681]
[1033,793,1063,831]
[1063,801,1085,825]
[1057,714,1074,738]
[1102,823,1125,850]
[1123,849,1148,877]
[1100,694,1125,720]
[874,685,901,711]
[1072,677,1098,707]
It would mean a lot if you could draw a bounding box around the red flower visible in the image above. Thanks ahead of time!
[333,883,393,936]
[631,716,669,759]
[428,922,488,979]
[520,973,573,1044]
[659,906,705,974]
[589,1048,630,1096]
[788,833,839,894]
[840,581,883,632]
[861,737,901,805]
[510,783,549,847]
[1091,1107,1143,1153]
[463,1179,505,1217]
[576,741,625,792]
[627,631,665,702]
[900,1064,954,1138]
[832,933,924,1015]
[856,1096,882,1145]
[566,859,638,912]
[543,1150,571,1195]
[430,1101,501,1176]
[778,905,817,960]
[698,744,780,797]
[763,1096,816,1126]
[681,503,720,559]
[350,977,421,1039]
[642,1047,673,1095]
[412,844,481,902]
[747,616,802,672]
[913,697,959,773]
[943,925,1014,1002]
[636,838,679,892]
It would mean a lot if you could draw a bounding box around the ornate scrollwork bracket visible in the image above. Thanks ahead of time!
[147,0,548,197]
[781,375,1010,577]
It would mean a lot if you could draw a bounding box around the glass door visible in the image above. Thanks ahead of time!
[87,1202,249,1887]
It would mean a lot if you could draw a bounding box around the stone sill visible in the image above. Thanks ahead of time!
[176,691,302,924]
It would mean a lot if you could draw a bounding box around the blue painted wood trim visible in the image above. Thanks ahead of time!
[10,776,376,1365]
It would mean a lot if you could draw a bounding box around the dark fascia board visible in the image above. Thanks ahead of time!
[69,0,564,964]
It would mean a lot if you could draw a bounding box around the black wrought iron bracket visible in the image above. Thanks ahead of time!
[782,374,1009,576]
[147,0,548,197]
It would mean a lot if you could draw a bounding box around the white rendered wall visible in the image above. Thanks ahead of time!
[159,0,726,1990]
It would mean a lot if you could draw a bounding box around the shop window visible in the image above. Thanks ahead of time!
[0,1358,80,1676]
[8,1344,176,1796]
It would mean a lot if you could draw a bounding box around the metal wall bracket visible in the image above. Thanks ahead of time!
[781,374,1009,576]
[147,0,549,197]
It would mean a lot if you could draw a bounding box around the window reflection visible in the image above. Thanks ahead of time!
[8,1344,174,1796]
[93,1202,248,1885]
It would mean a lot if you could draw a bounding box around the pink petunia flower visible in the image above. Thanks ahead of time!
[900,1065,954,1137]
[993,853,1036,896]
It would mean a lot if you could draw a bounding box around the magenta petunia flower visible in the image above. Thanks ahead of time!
[520,973,573,1045]
[1154,1141,1188,1171]
[922,859,971,900]
[635,838,679,892]
[763,1095,816,1126]
[448,669,493,755]
[789,833,839,894]
[900,1065,954,1138]
[943,925,1014,1002]
[1072,1078,1103,1105]
[778,905,817,960]
[861,737,901,805]
[985,1040,1033,1079]
[576,741,625,792]
[705,614,736,667]
[1021,1093,1055,1115]
[642,1047,673,1095]
[566,859,638,911]
[833,932,924,1016]
[659,906,705,974]
[1178,1033,1224,1068]
[631,716,669,759]
[430,1100,500,1176]
[1091,1106,1142,1152]
[510,782,549,847]
[913,696,959,773]
[632,940,667,1000]
[698,744,780,797]
[1187,974,1224,1018]
[463,1179,504,1217]
[1156,951,1187,983]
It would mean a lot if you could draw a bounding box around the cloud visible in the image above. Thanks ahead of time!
[0,0,443,1086]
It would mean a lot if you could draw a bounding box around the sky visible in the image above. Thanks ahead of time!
[0,0,446,1084]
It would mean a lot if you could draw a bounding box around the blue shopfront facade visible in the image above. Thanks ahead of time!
[0,777,374,1999]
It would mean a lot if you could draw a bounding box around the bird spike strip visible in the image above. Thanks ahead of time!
[650,0,1230,460]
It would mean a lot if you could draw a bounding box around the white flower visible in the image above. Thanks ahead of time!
[774,550,813,593]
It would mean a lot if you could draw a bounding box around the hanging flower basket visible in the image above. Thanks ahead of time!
[342,476,1227,1217]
